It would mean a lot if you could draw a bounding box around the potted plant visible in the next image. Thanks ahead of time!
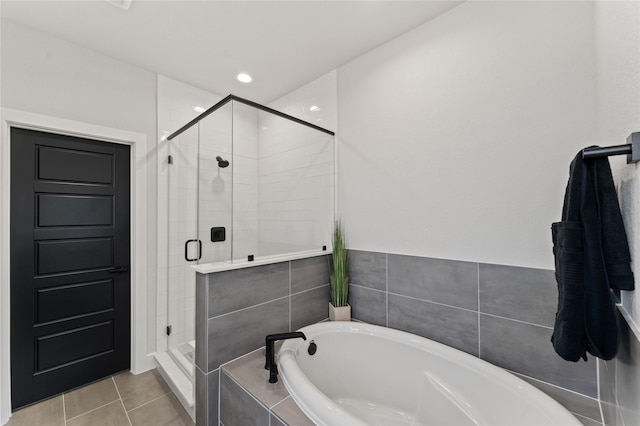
[329,221,351,321]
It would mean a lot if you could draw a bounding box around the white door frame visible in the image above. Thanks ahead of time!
[0,108,152,424]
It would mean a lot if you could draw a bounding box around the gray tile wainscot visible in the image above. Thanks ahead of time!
[195,253,330,426]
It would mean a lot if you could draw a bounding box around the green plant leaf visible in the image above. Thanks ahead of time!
[330,220,349,307]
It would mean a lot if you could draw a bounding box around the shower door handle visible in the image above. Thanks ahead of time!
[185,239,202,262]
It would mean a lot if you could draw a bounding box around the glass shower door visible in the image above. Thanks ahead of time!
[166,123,199,399]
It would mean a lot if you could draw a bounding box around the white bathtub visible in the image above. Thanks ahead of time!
[278,322,582,426]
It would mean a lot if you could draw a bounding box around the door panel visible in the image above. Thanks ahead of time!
[37,194,113,227]
[35,280,114,323]
[10,127,130,409]
[36,238,114,274]
[37,146,114,184]
[36,321,114,372]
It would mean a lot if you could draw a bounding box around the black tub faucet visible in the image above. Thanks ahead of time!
[265,332,306,383]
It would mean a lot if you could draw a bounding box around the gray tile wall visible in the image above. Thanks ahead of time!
[195,255,330,426]
[599,309,640,426]
[348,249,601,422]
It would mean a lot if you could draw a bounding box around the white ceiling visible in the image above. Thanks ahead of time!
[1,0,462,103]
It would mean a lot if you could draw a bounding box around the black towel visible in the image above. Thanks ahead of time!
[551,148,634,361]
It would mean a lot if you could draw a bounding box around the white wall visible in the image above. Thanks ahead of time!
[0,20,156,422]
[337,1,597,270]
[1,20,156,136]
[268,70,338,132]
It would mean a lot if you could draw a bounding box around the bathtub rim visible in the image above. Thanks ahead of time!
[279,321,581,426]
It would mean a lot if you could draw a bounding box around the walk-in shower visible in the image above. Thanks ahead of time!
[155,95,335,418]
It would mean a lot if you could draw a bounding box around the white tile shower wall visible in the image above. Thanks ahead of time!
[196,100,261,263]
[259,70,337,257]
[198,102,233,265]
[230,103,260,261]
[257,116,334,256]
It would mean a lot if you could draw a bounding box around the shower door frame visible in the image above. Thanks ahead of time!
[167,94,335,142]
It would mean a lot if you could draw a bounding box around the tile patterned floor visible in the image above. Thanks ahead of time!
[5,370,194,426]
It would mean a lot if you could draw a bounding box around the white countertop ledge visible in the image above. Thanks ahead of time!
[191,249,329,274]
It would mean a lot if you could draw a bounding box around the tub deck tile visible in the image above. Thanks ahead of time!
[221,347,313,426]
[271,397,315,426]
[222,347,289,408]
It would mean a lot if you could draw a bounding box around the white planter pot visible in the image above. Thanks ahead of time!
[329,303,351,321]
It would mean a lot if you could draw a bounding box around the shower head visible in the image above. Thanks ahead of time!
[216,156,230,168]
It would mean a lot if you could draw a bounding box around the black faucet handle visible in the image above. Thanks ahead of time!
[264,331,307,383]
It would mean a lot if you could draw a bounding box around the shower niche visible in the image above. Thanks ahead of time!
[158,95,335,418]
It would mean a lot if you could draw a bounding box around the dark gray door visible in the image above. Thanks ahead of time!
[10,128,131,409]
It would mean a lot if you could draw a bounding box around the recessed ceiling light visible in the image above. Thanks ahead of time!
[309,105,320,112]
[237,73,253,83]
[193,106,206,113]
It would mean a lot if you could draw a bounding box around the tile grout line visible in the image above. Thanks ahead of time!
[125,390,173,414]
[480,311,554,330]
[64,398,122,423]
[596,360,605,425]
[385,289,479,314]
[210,294,290,320]
[477,263,481,359]
[373,282,553,331]
[385,253,389,328]
[62,393,67,426]
[112,376,133,426]
[205,274,209,374]
[269,395,291,411]
[288,261,292,332]
[290,282,329,296]
[511,369,602,401]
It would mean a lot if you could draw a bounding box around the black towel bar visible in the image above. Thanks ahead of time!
[582,132,640,164]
